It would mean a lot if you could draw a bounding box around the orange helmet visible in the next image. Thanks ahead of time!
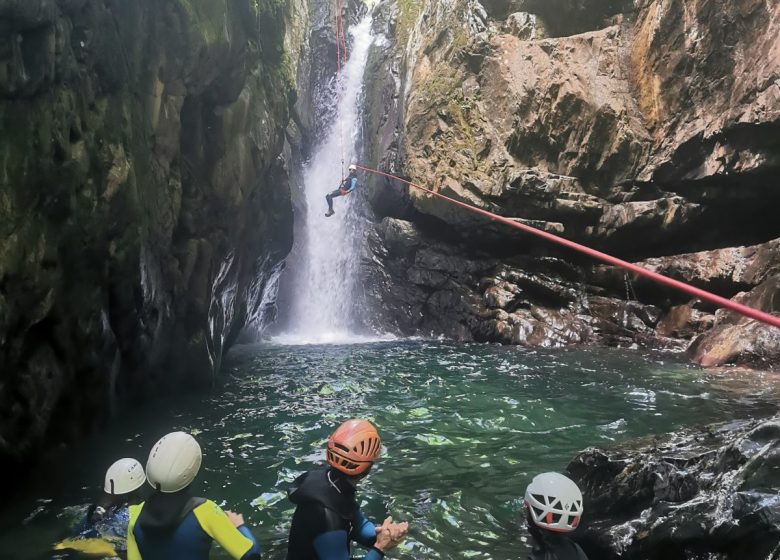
[326,419,381,476]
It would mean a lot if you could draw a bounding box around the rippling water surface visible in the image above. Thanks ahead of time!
[2,341,778,560]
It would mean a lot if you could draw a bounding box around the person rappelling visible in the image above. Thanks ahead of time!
[325,164,359,217]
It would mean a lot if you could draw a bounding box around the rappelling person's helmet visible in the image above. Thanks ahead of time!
[348,164,357,173]
[326,419,381,476]
[524,472,584,533]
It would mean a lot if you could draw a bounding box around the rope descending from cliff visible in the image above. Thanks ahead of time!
[334,0,349,179]
[355,164,780,329]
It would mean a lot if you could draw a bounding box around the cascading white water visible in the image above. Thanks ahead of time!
[283,17,376,344]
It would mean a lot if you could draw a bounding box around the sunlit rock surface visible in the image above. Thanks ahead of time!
[360,0,780,362]
[0,0,303,468]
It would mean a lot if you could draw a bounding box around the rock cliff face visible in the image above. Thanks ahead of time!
[567,414,780,559]
[361,0,780,366]
[0,0,303,469]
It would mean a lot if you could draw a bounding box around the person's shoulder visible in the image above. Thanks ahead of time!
[573,540,589,560]
[192,498,216,514]
[190,498,226,531]
[128,503,144,519]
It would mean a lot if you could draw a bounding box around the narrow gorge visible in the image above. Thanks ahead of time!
[0,0,778,559]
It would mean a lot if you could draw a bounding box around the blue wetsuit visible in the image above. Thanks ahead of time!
[56,504,131,555]
[326,173,359,212]
[77,504,130,544]
[286,469,382,560]
[344,176,358,194]
[128,492,262,560]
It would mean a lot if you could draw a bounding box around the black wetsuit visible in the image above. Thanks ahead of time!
[528,533,588,560]
[286,468,381,560]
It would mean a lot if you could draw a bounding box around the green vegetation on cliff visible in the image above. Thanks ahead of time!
[397,0,423,45]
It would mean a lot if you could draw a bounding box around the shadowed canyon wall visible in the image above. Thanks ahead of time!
[0,0,306,470]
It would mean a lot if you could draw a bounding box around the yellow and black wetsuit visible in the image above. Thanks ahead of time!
[128,492,262,560]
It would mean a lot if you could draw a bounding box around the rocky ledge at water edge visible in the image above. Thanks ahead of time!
[567,415,780,559]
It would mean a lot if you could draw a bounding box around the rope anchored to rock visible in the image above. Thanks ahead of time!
[334,0,348,180]
[355,164,780,330]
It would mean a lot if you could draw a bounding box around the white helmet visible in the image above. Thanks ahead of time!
[348,164,357,172]
[104,458,146,495]
[524,472,584,533]
[146,432,202,493]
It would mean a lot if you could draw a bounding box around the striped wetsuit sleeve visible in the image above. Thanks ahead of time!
[126,504,142,560]
[193,501,262,560]
[312,530,384,560]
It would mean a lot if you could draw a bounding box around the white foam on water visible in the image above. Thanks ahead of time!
[269,332,398,347]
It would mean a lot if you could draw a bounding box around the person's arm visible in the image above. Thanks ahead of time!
[347,177,358,192]
[193,501,262,560]
[350,509,377,547]
[126,505,142,560]
[312,530,384,560]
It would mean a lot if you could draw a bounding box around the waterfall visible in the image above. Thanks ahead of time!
[280,17,380,344]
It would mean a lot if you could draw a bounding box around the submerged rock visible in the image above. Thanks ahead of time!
[568,415,780,559]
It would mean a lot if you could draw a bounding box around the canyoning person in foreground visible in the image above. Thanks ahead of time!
[285,419,409,559]
[325,164,359,217]
[54,458,147,557]
[524,472,588,560]
[127,431,263,560]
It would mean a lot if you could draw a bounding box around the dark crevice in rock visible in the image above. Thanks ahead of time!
[481,0,634,37]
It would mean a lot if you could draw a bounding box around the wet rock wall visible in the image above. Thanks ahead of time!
[359,0,780,366]
[568,414,780,559]
[0,0,303,470]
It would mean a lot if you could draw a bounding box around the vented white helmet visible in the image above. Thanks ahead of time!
[104,458,146,495]
[348,164,357,172]
[524,472,584,533]
[146,432,202,493]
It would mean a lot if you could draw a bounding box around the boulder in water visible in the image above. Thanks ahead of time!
[567,416,780,559]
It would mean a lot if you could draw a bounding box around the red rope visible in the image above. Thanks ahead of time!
[356,164,780,329]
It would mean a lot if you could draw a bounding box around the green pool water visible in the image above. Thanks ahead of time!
[1,341,778,560]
